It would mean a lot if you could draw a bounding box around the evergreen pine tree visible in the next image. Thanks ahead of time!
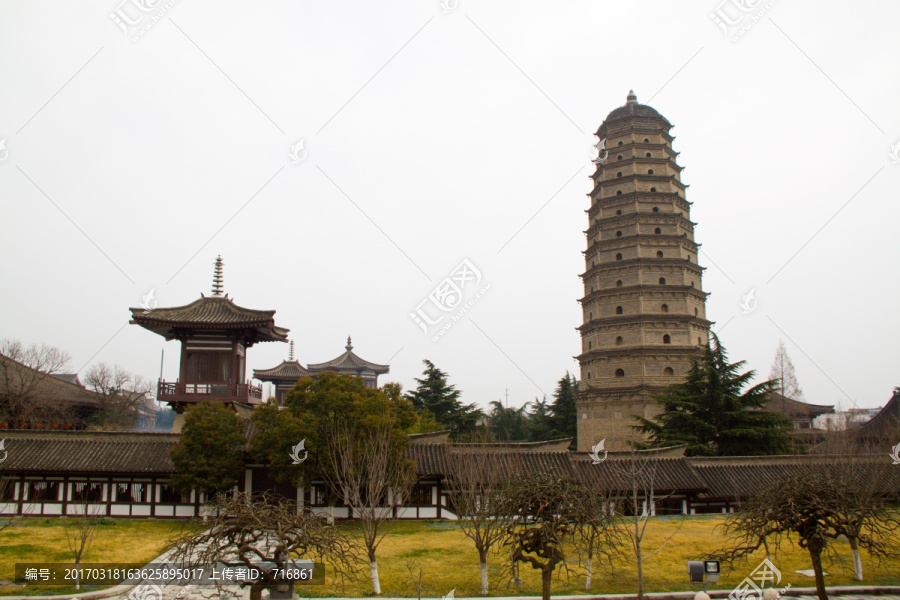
[635,335,790,456]
[404,360,481,433]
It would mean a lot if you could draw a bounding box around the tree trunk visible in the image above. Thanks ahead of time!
[809,546,828,600]
[848,537,863,581]
[480,560,488,596]
[541,568,552,600]
[249,582,266,600]
[370,559,382,595]
[636,543,644,600]
[584,555,594,592]
[74,559,80,591]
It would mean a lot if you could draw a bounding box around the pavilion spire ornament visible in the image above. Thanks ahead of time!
[288,340,295,361]
[346,336,353,351]
[211,255,224,297]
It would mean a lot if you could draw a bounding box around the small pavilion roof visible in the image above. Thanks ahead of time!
[307,336,389,375]
[253,359,311,382]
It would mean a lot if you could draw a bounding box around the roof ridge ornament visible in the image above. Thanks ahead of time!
[626,89,637,104]
[346,336,353,351]
[212,255,224,297]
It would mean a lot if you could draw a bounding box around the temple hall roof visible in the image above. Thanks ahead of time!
[307,337,389,375]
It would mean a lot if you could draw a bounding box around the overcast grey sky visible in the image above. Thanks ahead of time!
[1,0,897,414]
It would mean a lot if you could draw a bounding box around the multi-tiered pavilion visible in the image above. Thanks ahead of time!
[129,256,289,415]
[576,91,713,452]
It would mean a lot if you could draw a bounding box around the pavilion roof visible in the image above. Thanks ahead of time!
[129,295,289,343]
[307,337,389,375]
[253,359,311,382]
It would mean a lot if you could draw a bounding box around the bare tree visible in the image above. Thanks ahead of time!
[63,497,104,590]
[816,434,900,581]
[445,432,512,595]
[83,363,152,429]
[720,467,900,600]
[606,442,685,600]
[578,485,624,590]
[169,491,359,600]
[0,339,75,428]
[404,557,426,600]
[322,418,416,595]
[769,340,804,400]
[497,472,592,600]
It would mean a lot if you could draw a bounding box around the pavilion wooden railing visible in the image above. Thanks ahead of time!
[157,381,263,401]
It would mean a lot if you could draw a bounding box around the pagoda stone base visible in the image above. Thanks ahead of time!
[575,385,665,452]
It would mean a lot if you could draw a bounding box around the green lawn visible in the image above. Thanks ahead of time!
[2,515,899,597]
[0,517,197,596]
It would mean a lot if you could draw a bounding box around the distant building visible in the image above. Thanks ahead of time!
[254,337,391,402]
[49,373,83,387]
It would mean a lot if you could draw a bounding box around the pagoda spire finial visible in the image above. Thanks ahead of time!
[288,339,295,361]
[626,89,637,104]
[346,336,353,351]
[211,255,225,297]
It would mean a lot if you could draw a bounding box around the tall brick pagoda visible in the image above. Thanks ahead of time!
[130,256,289,414]
[576,91,712,452]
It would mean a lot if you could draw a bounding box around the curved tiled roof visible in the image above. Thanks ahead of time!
[572,456,706,493]
[762,393,834,418]
[598,91,671,129]
[253,360,311,382]
[129,296,289,343]
[0,431,178,474]
[307,337,389,375]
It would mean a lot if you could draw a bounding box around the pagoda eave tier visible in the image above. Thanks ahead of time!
[129,296,289,344]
